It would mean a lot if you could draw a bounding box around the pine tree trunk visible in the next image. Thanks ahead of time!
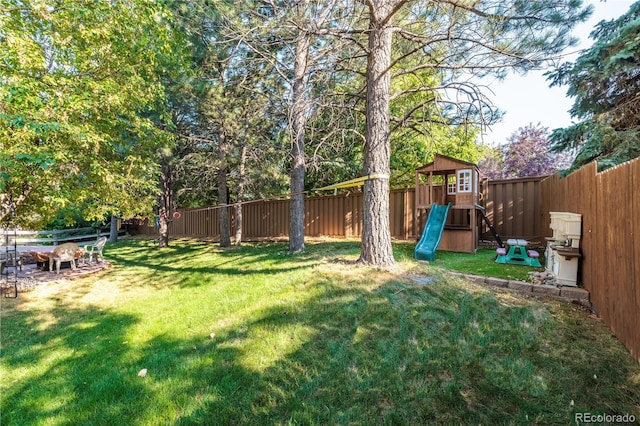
[109,214,118,243]
[158,166,172,248]
[235,144,247,247]
[158,214,169,248]
[289,31,311,254]
[218,144,231,248]
[359,7,395,267]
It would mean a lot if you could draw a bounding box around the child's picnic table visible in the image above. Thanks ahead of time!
[495,239,541,267]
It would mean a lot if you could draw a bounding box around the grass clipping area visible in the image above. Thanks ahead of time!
[1,239,638,425]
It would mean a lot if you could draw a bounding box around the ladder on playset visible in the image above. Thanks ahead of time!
[476,205,504,248]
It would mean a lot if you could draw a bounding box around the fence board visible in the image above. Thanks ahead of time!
[481,177,545,241]
[633,159,640,360]
[539,158,640,363]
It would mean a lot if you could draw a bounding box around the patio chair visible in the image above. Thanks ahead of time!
[85,236,107,263]
[49,243,83,274]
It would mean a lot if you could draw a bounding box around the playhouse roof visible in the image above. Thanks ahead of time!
[416,153,478,174]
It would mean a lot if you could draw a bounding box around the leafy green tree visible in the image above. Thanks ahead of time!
[0,1,184,227]
[548,1,640,172]
[156,0,222,247]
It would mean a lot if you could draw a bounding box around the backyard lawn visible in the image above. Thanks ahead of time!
[430,247,543,282]
[1,239,638,425]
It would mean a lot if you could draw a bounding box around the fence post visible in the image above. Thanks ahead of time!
[403,188,410,240]
[481,178,488,238]
[344,194,352,238]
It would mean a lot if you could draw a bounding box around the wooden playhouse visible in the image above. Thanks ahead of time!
[415,153,483,254]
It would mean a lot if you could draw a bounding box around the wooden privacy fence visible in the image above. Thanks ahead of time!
[133,178,547,243]
[135,190,412,241]
[540,158,640,362]
[482,177,546,242]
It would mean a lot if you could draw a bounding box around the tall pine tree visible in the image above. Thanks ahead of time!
[548,2,640,172]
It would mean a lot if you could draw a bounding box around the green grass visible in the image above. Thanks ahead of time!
[432,248,544,281]
[1,239,638,425]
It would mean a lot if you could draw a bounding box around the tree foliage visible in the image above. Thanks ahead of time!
[1,0,595,264]
[165,0,289,208]
[0,0,185,227]
[476,146,504,181]
[548,1,640,172]
[479,124,572,179]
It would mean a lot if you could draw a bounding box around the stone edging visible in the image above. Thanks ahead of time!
[448,272,591,307]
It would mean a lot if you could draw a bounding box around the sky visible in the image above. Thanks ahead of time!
[477,0,635,146]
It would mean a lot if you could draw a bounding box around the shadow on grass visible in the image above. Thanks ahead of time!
[1,295,263,425]
[2,302,143,423]
[103,240,331,289]
[196,279,639,424]
[2,241,638,425]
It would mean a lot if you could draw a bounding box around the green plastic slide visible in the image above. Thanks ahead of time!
[415,203,451,261]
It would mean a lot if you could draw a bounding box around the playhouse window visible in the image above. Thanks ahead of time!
[458,169,472,193]
[447,175,456,194]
